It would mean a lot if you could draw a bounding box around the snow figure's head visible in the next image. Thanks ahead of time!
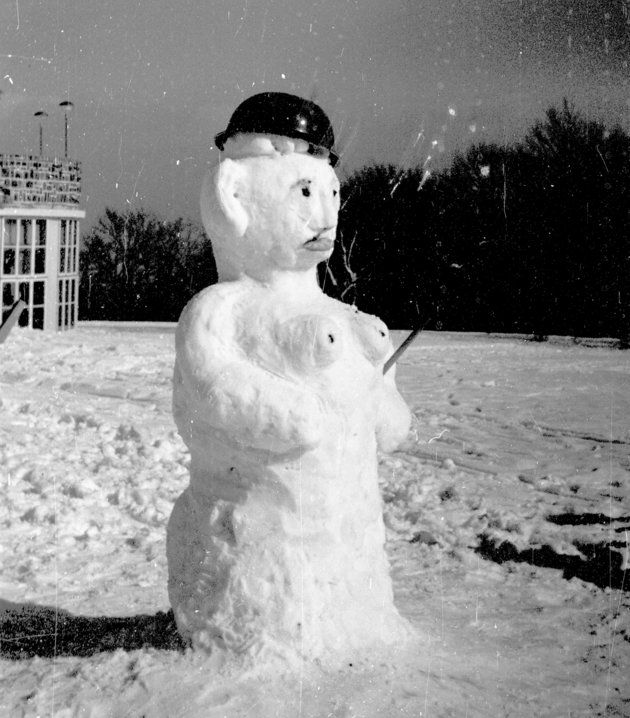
[200,93,341,282]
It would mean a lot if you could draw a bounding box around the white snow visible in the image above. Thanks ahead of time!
[1,325,629,716]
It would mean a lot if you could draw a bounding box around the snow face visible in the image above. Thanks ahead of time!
[168,139,412,663]
[200,145,340,283]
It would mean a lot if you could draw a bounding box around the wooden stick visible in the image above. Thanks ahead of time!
[0,300,26,344]
[383,325,424,374]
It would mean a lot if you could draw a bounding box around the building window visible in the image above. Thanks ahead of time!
[71,220,77,272]
[1,218,17,275]
[0,278,47,329]
[32,280,45,329]
[59,219,66,273]
[57,277,76,329]
[1,218,47,278]
[59,219,78,274]
[35,219,46,274]
[18,281,30,326]
[19,219,32,274]
[1,217,48,329]
[1,280,16,324]
[0,281,29,326]
[1,212,80,331]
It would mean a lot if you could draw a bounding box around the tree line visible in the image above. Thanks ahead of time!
[80,101,629,341]
[323,100,630,341]
[79,208,216,322]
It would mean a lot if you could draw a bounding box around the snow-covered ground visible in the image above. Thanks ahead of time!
[1,325,628,717]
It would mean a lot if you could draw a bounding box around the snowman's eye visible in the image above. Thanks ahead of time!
[333,188,338,198]
[301,186,311,197]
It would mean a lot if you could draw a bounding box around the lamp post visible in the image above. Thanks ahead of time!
[34,111,48,155]
[59,100,74,158]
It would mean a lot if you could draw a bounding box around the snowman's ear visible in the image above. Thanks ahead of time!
[200,158,249,239]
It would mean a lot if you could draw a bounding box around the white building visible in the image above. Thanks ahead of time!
[0,154,84,331]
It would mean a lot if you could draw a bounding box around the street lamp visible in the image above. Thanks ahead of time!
[59,100,74,158]
[34,111,48,155]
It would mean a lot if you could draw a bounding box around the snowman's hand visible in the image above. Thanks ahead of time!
[375,370,412,453]
[183,361,324,452]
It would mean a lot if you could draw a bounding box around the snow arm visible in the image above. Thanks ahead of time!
[173,290,324,454]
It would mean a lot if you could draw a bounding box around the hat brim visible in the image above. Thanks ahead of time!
[214,130,339,167]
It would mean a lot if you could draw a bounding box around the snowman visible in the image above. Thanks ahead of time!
[167,93,412,666]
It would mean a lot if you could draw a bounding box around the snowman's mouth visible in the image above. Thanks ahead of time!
[304,235,335,251]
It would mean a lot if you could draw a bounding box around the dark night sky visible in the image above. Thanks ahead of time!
[1,0,628,230]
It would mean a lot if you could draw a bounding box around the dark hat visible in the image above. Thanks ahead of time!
[214,92,339,166]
